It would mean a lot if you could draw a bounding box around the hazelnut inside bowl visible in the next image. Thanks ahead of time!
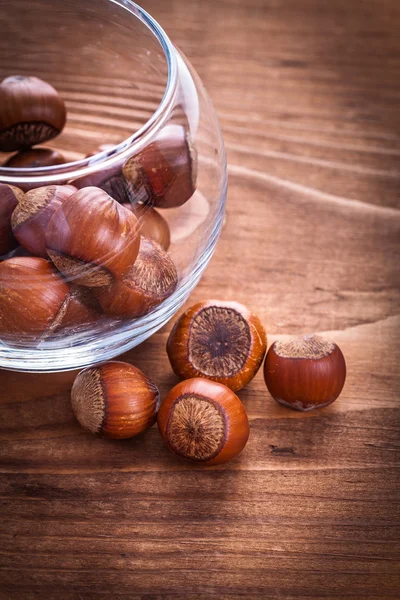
[0,0,226,372]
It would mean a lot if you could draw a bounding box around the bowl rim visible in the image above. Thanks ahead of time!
[0,0,179,186]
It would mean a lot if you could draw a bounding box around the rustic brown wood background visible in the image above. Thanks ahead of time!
[1,0,400,598]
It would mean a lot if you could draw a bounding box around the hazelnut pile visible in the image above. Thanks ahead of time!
[0,75,197,343]
[1,76,348,467]
[70,300,346,466]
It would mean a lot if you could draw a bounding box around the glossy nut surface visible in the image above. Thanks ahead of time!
[158,378,250,465]
[0,257,69,339]
[72,165,129,204]
[123,203,171,250]
[12,185,75,257]
[167,300,267,391]
[71,361,160,439]
[0,76,66,152]
[60,286,101,330]
[95,237,178,318]
[123,124,197,209]
[45,285,102,337]
[45,187,141,287]
[0,183,22,255]
[264,334,347,411]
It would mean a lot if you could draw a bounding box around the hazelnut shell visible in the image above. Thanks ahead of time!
[123,203,171,250]
[157,378,250,465]
[0,76,66,152]
[72,165,129,204]
[45,187,141,287]
[264,334,347,411]
[167,300,267,391]
[45,285,102,337]
[0,183,22,255]
[95,237,177,318]
[0,256,69,339]
[11,185,75,257]
[71,361,160,439]
[122,124,197,209]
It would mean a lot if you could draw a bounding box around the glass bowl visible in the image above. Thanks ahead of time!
[0,0,226,372]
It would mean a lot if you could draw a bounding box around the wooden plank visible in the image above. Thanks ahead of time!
[0,0,399,598]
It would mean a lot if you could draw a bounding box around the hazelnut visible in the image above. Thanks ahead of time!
[0,183,23,255]
[0,76,66,152]
[95,237,178,318]
[123,124,197,209]
[157,378,250,465]
[264,334,347,411]
[0,257,69,340]
[71,361,160,439]
[45,285,102,337]
[11,185,75,257]
[167,300,267,392]
[72,166,129,204]
[4,184,25,203]
[45,187,141,287]
[123,203,171,250]
[101,174,131,204]
[4,147,65,168]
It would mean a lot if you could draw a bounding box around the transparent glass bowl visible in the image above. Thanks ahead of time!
[0,0,227,372]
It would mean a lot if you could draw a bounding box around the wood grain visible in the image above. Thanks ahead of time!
[1,0,400,598]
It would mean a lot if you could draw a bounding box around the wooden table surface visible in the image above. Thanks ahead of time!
[1,0,399,598]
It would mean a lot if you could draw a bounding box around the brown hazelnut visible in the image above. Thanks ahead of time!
[72,166,129,204]
[0,256,69,340]
[0,183,23,255]
[45,285,102,337]
[167,300,267,392]
[123,203,170,250]
[4,147,65,169]
[95,237,178,318]
[71,361,160,439]
[101,174,131,204]
[264,334,347,411]
[122,124,197,209]
[0,76,66,152]
[4,184,25,203]
[11,185,75,257]
[45,187,141,287]
[157,378,250,465]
